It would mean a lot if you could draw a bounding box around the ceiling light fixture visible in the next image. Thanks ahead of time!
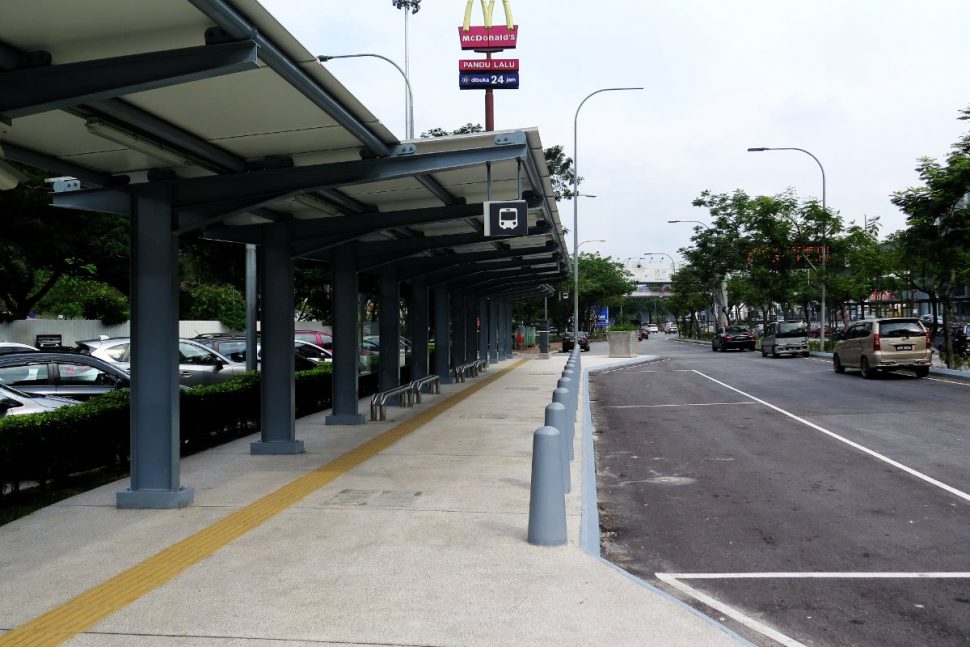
[85,118,197,168]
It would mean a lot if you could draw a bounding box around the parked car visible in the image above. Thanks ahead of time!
[561,331,590,352]
[77,337,247,387]
[712,326,756,352]
[0,351,131,401]
[647,324,659,334]
[294,330,333,351]
[665,323,678,334]
[194,335,331,369]
[761,321,809,358]
[833,317,931,378]
[0,383,78,418]
[0,341,39,355]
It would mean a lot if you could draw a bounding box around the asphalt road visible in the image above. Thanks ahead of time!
[588,335,970,647]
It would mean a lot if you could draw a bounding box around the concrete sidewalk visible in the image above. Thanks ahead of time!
[0,354,743,646]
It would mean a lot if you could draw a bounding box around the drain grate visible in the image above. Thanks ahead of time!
[327,489,421,507]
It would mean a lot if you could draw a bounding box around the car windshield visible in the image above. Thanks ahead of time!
[879,320,923,338]
[776,322,807,338]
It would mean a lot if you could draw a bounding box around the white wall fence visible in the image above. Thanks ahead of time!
[0,320,333,348]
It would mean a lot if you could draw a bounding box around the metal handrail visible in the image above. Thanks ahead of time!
[369,383,415,421]
[410,374,440,404]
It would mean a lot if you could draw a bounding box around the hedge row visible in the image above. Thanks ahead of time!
[0,363,380,496]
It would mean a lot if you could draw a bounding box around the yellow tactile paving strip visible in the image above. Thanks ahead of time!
[0,359,527,647]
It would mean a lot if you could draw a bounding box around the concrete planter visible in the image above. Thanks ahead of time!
[606,331,636,358]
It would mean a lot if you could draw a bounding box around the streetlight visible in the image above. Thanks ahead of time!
[747,146,827,348]
[642,252,676,271]
[392,0,420,137]
[318,53,414,139]
[573,87,643,342]
[667,219,727,329]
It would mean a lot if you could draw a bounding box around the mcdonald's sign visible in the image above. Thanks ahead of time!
[459,0,518,52]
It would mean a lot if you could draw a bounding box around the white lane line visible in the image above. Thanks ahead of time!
[624,369,694,373]
[605,402,756,409]
[692,370,970,504]
[666,572,970,579]
[655,573,807,647]
[927,376,970,387]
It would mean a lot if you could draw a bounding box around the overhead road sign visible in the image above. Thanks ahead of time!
[459,73,519,90]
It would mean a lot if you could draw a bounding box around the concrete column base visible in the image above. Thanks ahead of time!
[250,440,305,455]
[539,352,551,359]
[117,487,194,509]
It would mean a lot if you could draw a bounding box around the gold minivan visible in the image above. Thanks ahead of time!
[833,317,931,378]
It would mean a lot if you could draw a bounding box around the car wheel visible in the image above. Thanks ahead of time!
[712,341,718,352]
[761,345,768,357]
[833,354,845,374]
[860,356,876,379]
[914,366,929,378]
[801,351,810,358]
[771,346,780,358]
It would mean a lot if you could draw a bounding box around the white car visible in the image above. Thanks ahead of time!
[646,324,659,334]
[0,341,39,355]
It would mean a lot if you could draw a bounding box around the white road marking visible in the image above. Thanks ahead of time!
[927,376,970,387]
[605,402,756,409]
[692,370,970,504]
[665,572,970,579]
[623,369,694,373]
[655,573,807,647]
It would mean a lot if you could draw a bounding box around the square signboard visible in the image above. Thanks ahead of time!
[483,200,528,237]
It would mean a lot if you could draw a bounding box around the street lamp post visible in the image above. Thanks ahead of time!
[747,146,827,348]
[573,87,642,342]
[392,0,420,137]
[318,53,415,139]
[667,219,727,329]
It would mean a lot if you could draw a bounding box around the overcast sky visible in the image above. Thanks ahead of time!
[261,0,969,269]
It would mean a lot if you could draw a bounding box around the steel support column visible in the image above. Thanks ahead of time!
[378,268,401,402]
[488,299,499,363]
[409,278,429,380]
[450,290,466,371]
[251,225,303,454]
[478,297,489,364]
[327,244,366,425]
[244,244,257,372]
[117,185,193,509]
[433,284,453,383]
[465,293,478,363]
[502,299,513,359]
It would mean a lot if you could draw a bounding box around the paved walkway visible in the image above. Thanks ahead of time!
[0,353,743,646]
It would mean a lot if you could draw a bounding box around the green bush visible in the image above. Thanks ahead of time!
[608,323,637,331]
[0,363,351,497]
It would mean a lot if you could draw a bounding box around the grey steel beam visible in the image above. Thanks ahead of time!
[327,243,366,425]
[450,290,466,369]
[409,278,429,380]
[395,244,557,281]
[424,259,558,286]
[1,141,116,187]
[348,227,550,270]
[287,202,479,256]
[478,298,489,363]
[465,294,478,363]
[173,142,528,208]
[116,184,192,509]
[189,0,459,208]
[252,224,303,454]
[488,299,498,363]
[433,284,452,383]
[378,267,401,401]
[176,193,293,233]
[52,186,132,215]
[1,41,259,119]
[446,267,556,291]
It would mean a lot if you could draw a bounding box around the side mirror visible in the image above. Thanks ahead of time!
[0,396,24,412]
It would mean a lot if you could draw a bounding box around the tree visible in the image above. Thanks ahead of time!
[890,106,970,367]
[567,253,634,332]
[667,264,711,336]
[0,165,129,322]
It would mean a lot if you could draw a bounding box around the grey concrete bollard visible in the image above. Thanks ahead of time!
[552,386,575,461]
[527,426,568,546]
[563,368,578,413]
[545,402,570,493]
[557,376,575,429]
